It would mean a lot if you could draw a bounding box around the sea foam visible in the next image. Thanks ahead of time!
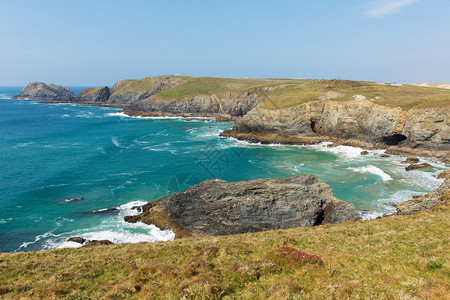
[349,165,393,182]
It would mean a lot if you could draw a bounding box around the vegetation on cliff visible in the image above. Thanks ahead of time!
[1,199,448,299]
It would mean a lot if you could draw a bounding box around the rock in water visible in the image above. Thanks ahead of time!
[404,157,419,164]
[125,175,360,237]
[12,82,75,101]
[397,168,450,215]
[82,240,114,247]
[405,163,432,171]
[67,237,86,244]
[76,86,110,103]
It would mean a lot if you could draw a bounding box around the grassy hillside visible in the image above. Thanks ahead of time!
[261,79,450,110]
[1,200,448,299]
[112,77,155,95]
[111,76,450,111]
[154,77,292,100]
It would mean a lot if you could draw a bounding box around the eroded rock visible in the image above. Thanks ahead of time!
[396,168,449,215]
[405,163,432,171]
[13,82,75,101]
[125,175,360,237]
[76,86,110,103]
[67,237,86,244]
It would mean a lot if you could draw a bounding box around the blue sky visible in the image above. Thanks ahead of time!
[1,0,449,85]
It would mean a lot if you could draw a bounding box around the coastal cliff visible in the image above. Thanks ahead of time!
[125,175,360,237]
[222,96,450,155]
[14,76,449,156]
[76,86,110,103]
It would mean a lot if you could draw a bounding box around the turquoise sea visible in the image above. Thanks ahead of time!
[0,86,446,253]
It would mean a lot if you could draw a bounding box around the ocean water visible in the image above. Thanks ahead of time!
[0,86,446,253]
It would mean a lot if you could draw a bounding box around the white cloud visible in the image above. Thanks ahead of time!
[365,0,421,18]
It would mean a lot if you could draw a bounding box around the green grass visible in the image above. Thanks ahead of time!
[77,86,104,96]
[110,76,450,111]
[261,79,450,110]
[1,200,449,299]
[112,77,155,95]
[154,77,292,100]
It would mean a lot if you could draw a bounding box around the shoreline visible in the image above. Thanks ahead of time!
[5,97,448,249]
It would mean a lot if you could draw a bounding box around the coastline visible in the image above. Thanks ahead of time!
[8,81,449,246]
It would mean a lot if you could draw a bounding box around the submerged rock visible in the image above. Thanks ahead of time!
[64,197,84,203]
[125,175,360,237]
[12,82,75,101]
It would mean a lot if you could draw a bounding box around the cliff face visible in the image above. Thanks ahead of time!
[224,97,450,152]
[124,175,360,237]
[128,88,271,118]
[12,82,75,100]
[14,77,449,154]
[76,86,110,103]
[106,76,183,104]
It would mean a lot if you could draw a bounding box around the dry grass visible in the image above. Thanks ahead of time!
[1,201,449,299]
[112,76,450,110]
[154,77,292,100]
[261,79,450,110]
[112,77,155,95]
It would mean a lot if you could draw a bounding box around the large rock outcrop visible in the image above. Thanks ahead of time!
[223,97,450,153]
[76,86,110,103]
[125,175,360,237]
[12,82,75,101]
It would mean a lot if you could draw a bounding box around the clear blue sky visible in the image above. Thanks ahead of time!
[1,0,449,85]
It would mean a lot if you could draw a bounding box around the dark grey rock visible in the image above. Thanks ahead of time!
[82,240,114,247]
[76,86,110,103]
[125,175,360,237]
[67,237,86,244]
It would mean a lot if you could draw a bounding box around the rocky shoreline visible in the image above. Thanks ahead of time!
[14,79,449,158]
[12,78,450,239]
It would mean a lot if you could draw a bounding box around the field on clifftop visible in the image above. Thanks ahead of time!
[116,76,450,110]
[1,199,449,299]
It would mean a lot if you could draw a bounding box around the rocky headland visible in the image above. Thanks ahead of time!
[124,175,360,237]
[13,76,450,228]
